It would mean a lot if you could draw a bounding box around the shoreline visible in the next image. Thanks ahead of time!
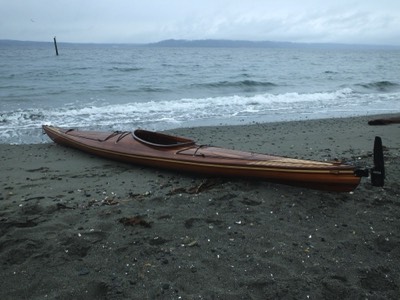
[1,112,400,145]
[1,114,399,299]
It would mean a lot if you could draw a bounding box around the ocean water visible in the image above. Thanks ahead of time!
[1,42,400,144]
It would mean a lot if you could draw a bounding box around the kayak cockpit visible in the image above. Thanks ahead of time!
[133,129,195,148]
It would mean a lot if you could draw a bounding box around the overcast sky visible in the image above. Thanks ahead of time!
[1,0,400,45]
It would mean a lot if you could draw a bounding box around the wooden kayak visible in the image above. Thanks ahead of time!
[42,125,374,192]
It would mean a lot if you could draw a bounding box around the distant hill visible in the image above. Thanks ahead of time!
[148,39,295,48]
[148,39,399,49]
[0,39,52,46]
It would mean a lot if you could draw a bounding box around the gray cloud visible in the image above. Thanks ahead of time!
[1,0,399,45]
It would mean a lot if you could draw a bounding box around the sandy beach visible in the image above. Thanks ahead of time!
[1,114,399,299]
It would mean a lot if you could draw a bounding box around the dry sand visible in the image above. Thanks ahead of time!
[1,115,399,299]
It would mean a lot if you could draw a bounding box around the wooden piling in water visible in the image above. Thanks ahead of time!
[53,37,59,56]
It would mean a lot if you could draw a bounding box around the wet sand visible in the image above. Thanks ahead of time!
[1,115,399,299]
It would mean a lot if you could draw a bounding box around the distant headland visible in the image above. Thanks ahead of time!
[1,38,398,49]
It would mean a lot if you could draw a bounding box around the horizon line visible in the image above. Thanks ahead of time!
[1,38,399,48]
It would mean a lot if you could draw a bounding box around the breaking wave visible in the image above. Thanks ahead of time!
[192,80,277,89]
[2,88,399,144]
[356,81,399,92]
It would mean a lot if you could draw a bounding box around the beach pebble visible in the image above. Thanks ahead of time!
[78,267,90,276]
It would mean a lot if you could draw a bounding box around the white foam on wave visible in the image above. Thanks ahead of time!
[1,88,399,144]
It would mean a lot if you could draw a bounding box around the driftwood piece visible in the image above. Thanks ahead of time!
[368,117,400,126]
